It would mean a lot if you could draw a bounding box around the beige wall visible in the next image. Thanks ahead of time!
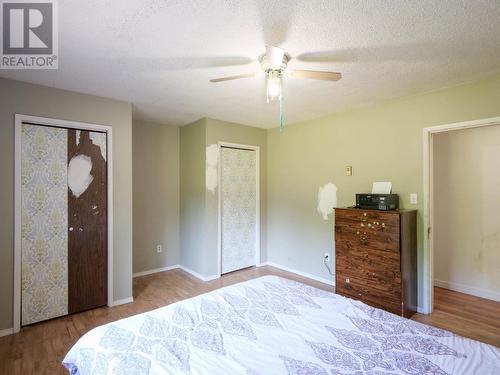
[179,119,207,275]
[0,78,133,331]
[267,74,500,307]
[133,120,180,273]
[433,126,500,301]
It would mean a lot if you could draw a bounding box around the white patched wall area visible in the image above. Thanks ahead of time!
[68,155,94,198]
[206,144,219,193]
[317,183,338,220]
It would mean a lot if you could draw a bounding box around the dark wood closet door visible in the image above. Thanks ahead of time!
[67,129,107,313]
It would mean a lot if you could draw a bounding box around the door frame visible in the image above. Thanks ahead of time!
[422,116,500,314]
[217,142,261,276]
[14,114,114,333]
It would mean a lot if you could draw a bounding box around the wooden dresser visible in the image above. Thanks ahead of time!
[334,208,417,317]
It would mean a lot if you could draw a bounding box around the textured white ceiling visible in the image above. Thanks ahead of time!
[2,0,500,128]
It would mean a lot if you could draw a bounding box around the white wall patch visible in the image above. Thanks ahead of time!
[68,155,94,198]
[317,183,338,220]
[206,144,219,193]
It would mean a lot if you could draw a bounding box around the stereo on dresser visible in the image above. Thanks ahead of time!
[334,207,417,318]
[356,193,399,211]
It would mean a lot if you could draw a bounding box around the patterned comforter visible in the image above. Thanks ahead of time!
[63,276,500,374]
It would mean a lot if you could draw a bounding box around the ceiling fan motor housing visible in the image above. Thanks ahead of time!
[259,52,291,73]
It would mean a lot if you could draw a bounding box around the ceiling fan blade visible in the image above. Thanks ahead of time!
[266,45,285,69]
[209,73,256,83]
[291,70,342,81]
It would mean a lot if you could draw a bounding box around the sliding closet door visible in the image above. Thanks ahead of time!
[220,147,257,274]
[21,124,69,325]
[67,129,107,314]
[20,123,107,326]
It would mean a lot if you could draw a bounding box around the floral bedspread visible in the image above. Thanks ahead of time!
[63,276,500,374]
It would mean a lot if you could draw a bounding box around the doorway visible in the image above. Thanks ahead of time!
[422,116,500,313]
[218,143,260,275]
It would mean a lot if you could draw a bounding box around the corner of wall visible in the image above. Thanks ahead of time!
[179,118,207,276]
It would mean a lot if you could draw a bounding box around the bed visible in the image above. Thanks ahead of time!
[63,275,500,374]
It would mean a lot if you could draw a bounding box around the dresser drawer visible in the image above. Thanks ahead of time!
[336,252,401,285]
[336,209,400,227]
[336,276,402,314]
[335,239,401,265]
[338,288,402,315]
[335,217,400,253]
[336,268,401,298]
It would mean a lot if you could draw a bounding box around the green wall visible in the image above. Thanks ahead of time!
[266,73,500,307]
[180,119,207,275]
[133,120,180,274]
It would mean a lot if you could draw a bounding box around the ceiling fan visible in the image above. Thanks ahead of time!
[210,46,342,130]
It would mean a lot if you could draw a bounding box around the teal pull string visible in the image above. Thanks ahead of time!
[279,95,284,132]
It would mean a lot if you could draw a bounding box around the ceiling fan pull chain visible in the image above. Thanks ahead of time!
[279,95,284,132]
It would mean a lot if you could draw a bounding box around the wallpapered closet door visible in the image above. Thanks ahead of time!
[21,123,107,326]
[221,147,257,274]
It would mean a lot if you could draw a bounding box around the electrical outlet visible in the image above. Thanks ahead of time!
[345,166,352,176]
[156,244,162,253]
[324,253,330,263]
[410,193,418,205]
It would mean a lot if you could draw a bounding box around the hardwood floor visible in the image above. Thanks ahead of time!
[412,286,500,346]
[0,266,498,374]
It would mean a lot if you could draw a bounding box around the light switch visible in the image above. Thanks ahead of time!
[345,166,352,176]
[410,193,418,204]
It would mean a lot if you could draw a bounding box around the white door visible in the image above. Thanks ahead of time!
[221,147,257,274]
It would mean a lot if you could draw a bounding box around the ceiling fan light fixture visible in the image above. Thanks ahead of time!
[266,71,282,103]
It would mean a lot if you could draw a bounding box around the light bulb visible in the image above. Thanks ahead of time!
[266,73,282,102]
[268,79,281,97]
